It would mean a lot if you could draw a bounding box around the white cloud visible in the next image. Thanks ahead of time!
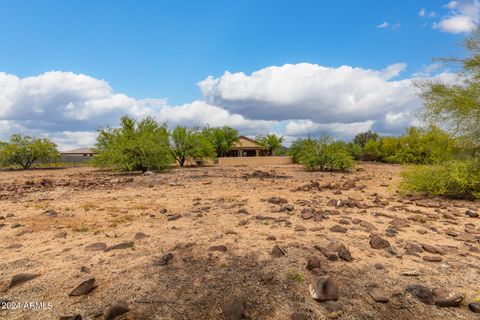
[377,21,389,29]
[198,63,417,125]
[0,65,460,149]
[433,0,479,33]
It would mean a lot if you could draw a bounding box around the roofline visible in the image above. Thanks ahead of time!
[238,135,260,145]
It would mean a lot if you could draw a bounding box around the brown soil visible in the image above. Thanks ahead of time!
[0,163,479,320]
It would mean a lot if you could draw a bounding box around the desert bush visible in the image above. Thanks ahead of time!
[294,137,355,172]
[288,138,317,163]
[0,134,59,169]
[353,130,379,148]
[169,126,214,166]
[93,116,172,172]
[202,126,240,157]
[400,159,480,199]
[255,134,284,156]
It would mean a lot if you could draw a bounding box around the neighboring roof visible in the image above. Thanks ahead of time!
[61,147,96,154]
[231,136,262,149]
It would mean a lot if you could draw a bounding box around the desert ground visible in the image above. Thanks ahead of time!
[0,163,479,320]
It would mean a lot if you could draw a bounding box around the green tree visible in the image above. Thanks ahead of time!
[353,130,379,147]
[169,126,214,167]
[93,116,172,172]
[255,134,284,156]
[202,126,240,157]
[288,138,317,163]
[416,30,480,151]
[0,134,59,169]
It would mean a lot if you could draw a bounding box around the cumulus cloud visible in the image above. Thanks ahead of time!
[0,64,459,150]
[433,0,479,33]
[419,8,436,18]
[198,63,417,124]
[377,21,389,29]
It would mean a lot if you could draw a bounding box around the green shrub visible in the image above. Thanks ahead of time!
[93,116,173,172]
[0,134,59,169]
[288,138,317,163]
[400,159,480,199]
[295,137,355,172]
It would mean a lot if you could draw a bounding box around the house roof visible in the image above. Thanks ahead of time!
[231,136,262,149]
[61,147,96,154]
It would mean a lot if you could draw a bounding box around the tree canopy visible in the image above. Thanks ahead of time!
[93,116,172,172]
[255,134,284,156]
[0,134,59,169]
[169,126,214,167]
[202,126,240,157]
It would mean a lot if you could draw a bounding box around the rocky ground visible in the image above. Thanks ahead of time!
[0,163,479,320]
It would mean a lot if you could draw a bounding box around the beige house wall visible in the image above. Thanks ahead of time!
[218,156,293,166]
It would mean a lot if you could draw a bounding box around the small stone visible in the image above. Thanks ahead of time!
[11,223,22,228]
[309,276,339,301]
[104,231,117,238]
[271,244,286,257]
[406,284,434,305]
[59,315,82,320]
[433,289,464,307]
[167,214,182,221]
[422,244,446,255]
[445,228,460,237]
[368,289,389,303]
[306,257,321,270]
[69,277,95,296]
[369,234,390,249]
[402,269,421,276]
[267,197,288,204]
[103,301,129,320]
[45,209,58,217]
[266,235,276,241]
[422,256,442,262]
[329,225,347,233]
[85,242,107,251]
[385,228,397,237]
[9,273,40,288]
[327,253,339,261]
[469,302,480,313]
[153,253,173,266]
[466,210,479,218]
[221,300,246,320]
[291,312,309,320]
[404,242,423,256]
[80,266,91,273]
[374,263,384,270]
[134,232,148,240]
[209,245,227,252]
[104,241,134,252]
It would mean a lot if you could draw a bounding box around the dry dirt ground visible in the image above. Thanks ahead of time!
[0,163,479,320]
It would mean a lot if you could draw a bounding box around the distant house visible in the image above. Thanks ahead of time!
[226,136,266,157]
[59,147,97,163]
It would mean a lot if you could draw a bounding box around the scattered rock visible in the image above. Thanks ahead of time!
[68,277,95,296]
[266,235,276,241]
[134,232,148,240]
[306,257,321,270]
[271,244,286,257]
[422,244,446,255]
[209,245,227,252]
[445,228,460,237]
[406,284,434,305]
[423,256,442,262]
[167,214,182,221]
[433,289,464,307]
[80,266,91,273]
[374,263,384,270]
[369,234,390,249]
[466,210,479,218]
[9,273,40,288]
[368,289,389,303]
[103,301,129,320]
[309,276,339,301]
[221,300,246,320]
[59,315,82,320]
[153,253,174,266]
[45,209,58,217]
[402,269,421,277]
[267,197,288,205]
[85,242,107,251]
[469,302,480,314]
[104,241,134,252]
[329,225,347,233]
[404,242,423,256]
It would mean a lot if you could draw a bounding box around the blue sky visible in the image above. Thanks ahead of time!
[0,0,477,149]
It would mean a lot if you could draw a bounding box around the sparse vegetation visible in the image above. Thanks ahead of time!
[255,134,284,156]
[0,134,59,169]
[169,126,214,166]
[202,126,240,157]
[290,136,355,172]
[93,116,173,172]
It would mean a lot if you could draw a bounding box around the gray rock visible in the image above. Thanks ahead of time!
[405,284,434,305]
[153,253,173,266]
[134,232,148,240]
[329,225,347,233]
[85,242,107,251]
[271,244,286,257]
[306,257,321,270]
[208,245,227,252]
[103,301,129,320]
[469,302,480,313]
[104,241,134,252]
[221,300,246,320]
[369,234,390,249]
[368,289,389,303]
[9,273,40,288]
[68,277,95,296]
[433,289,464,307]
[309,276,339,301]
